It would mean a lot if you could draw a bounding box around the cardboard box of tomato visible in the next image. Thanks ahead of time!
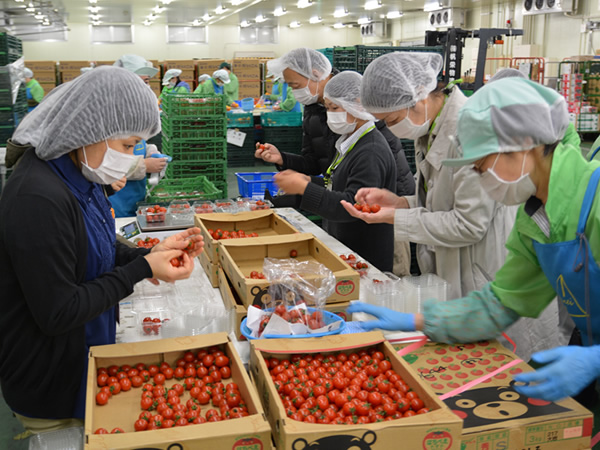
[391,339,594,450]
[85,332,272,449]
[198,248,220,288]
[249,331,462,450]
[218,233,360,308]
[194,210,300,266]
[217,265,351,340]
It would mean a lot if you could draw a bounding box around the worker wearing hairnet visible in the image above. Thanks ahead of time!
[274,71,397,271]
[219,62,239,102]
[80,66,93,75]
[195,69,233,105]
[24,67,44,112]
[0,66,204,435]
[198,73,211,86]
[348,78,600,405]
[159,68,190,99]
[267,75,301,113]
[343,53,566,361]
[256,48,339,179]
[110,55,166,217]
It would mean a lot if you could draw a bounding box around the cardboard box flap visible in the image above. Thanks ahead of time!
[89,332,229,358]
[251,331,385,353]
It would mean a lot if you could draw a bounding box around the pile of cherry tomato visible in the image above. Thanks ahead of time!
[249,199,270,211]
[339,254,368,272]
[145,205,167,223]
[194,203,215,214]
[136,237,160,249]
[142,317,169,335]
[265,347,429,425]
[339,253,357,262]
[258,305,325,336]
[215,201,233,208]
[169,239,197,267]
[94,346,250,434]
[353,203,381,214]
[169,203,192,214]
[248,271,266,279]
[208,228,259,241]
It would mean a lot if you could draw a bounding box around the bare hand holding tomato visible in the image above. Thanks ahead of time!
[273,170,310,195]
[111,176,127,192]
[340,200,396,225]
[152,227,204,258]
[354,187,409,209]
[144,250,194,283]
[254,142,283,166]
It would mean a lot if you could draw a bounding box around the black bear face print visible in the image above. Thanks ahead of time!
[292,431,376,450]
[251,285,272,307]
[445,381,571,428]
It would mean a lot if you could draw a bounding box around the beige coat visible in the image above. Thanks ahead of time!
[393,87,569,360]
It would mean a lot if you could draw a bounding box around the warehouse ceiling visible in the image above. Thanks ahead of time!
[7,0,437,29]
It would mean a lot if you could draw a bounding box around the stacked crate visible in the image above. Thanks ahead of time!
[164,60,196,92]
[226,111,256,167]
[332,45,445,74]
[233,58,261,100]
[261,111,303,156]
[25,60,58,94]
[0,33,27,146]
[161,93,228,197]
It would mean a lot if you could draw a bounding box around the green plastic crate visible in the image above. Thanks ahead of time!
[0,124,14,144]
[146,176,222,203]
[0,104,27,126]
[260,111,303,127]
[161,116,226,141]
[0,33,22,59]
[165,159,227,181]
[317,48,334,65]
[400,139,417,174]
[162,138,226,161]
[212,180,228,199]
[161,93,226,117]
[333,46,358,71]
[227,112,254,128]
[356,45,445,74]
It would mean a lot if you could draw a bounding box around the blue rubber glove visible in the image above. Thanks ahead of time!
[513,345,600,402]
[346,301,416,332]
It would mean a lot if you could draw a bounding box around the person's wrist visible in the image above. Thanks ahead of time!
[397,197,409,209]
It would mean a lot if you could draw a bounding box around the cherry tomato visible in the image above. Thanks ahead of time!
[95,391,109,405]
[94,428,109,434]
[290,249,298,258]
[134,419,148,432]
[111,428,124,434]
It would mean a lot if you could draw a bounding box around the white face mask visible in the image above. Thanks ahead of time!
[293,80,319,105]
[388,103,431,140]
[168,80,176,88]
[479,152,537,206]
[81,141,142,185]
[327,111,356,135]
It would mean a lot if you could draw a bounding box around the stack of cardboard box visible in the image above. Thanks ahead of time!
[24,61,57,94]
[164,59,196,92]
[233,58,261,99]
[59,61,93,84]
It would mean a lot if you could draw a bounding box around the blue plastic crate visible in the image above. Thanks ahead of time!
[236,172,277,198]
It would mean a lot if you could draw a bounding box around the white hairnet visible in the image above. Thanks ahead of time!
[198,73,211,83]
[80,67,93,75]
[212,69,230,84]
[267,47,332,82]
[114,54,158,78]
[324,71,375,121]
[163,68,182,85]
[489,68,527,83]
[12,66,161,161]
[24,68,33,78]
[361,52,444,113]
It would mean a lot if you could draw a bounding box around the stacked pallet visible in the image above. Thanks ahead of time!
[160,93,228,196]
[0,33,27,145]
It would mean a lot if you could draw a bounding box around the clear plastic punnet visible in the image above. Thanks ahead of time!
[364,272,406,312]
[402,273,449,314]
[28,426,83,450]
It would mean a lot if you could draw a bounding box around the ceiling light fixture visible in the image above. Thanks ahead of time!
[202,13,212,21]
[240,19,252,27]
[357,17,371,24]
[192,19,201,26]
[160,0,173,4]
[333,8,348,18]
[88,6,99,13]
[289,20,301,28]
[143,19,152,26]
[153,5,165,14]
[25,4,35,12]
[333,22,345,28]
[90,14,101,20]
[364,0,382,10]
[92,20,101,25]
[89,0,97,4]
[34,13,45,19]
[297,0,313,8]
[231,0,246,5]
[386,11,403,18]
[309,16,322,24]
[14,0,25,3]
[273,6,287,16]
[255,14,267,22]
[215,5,227,14]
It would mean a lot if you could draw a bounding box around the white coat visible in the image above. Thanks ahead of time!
[393,87,569,361]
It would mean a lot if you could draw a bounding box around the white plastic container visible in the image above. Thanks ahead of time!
[29,426,83,450]
[402,273,449,314]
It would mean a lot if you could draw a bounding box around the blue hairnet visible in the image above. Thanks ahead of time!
[13,66,160,160]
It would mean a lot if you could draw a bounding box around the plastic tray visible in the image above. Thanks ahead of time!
[236,171,277,198]
[241,308,346,340]
[146,175,222,203]
[227,111,254,128]
[28,426,83,450]
[260,111,303,127]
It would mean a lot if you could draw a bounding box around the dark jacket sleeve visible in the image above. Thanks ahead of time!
[300,137,393,223]
[3,189,152,337]
[115,240,151,266]
[376,121,416,196]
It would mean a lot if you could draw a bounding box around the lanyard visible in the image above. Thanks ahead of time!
[324,125,375,186]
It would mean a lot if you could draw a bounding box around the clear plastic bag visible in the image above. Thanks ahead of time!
[251,258,338,337]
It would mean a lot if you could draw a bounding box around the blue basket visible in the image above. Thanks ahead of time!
[241,308,346,340]
[241,97,254,112]
[236,172,277,198]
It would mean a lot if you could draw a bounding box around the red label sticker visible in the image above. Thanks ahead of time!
[335,279,355,296]
[232,436,264,450]
[422,429,453,450]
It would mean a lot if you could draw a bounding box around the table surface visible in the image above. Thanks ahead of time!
[114,207,422,352]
